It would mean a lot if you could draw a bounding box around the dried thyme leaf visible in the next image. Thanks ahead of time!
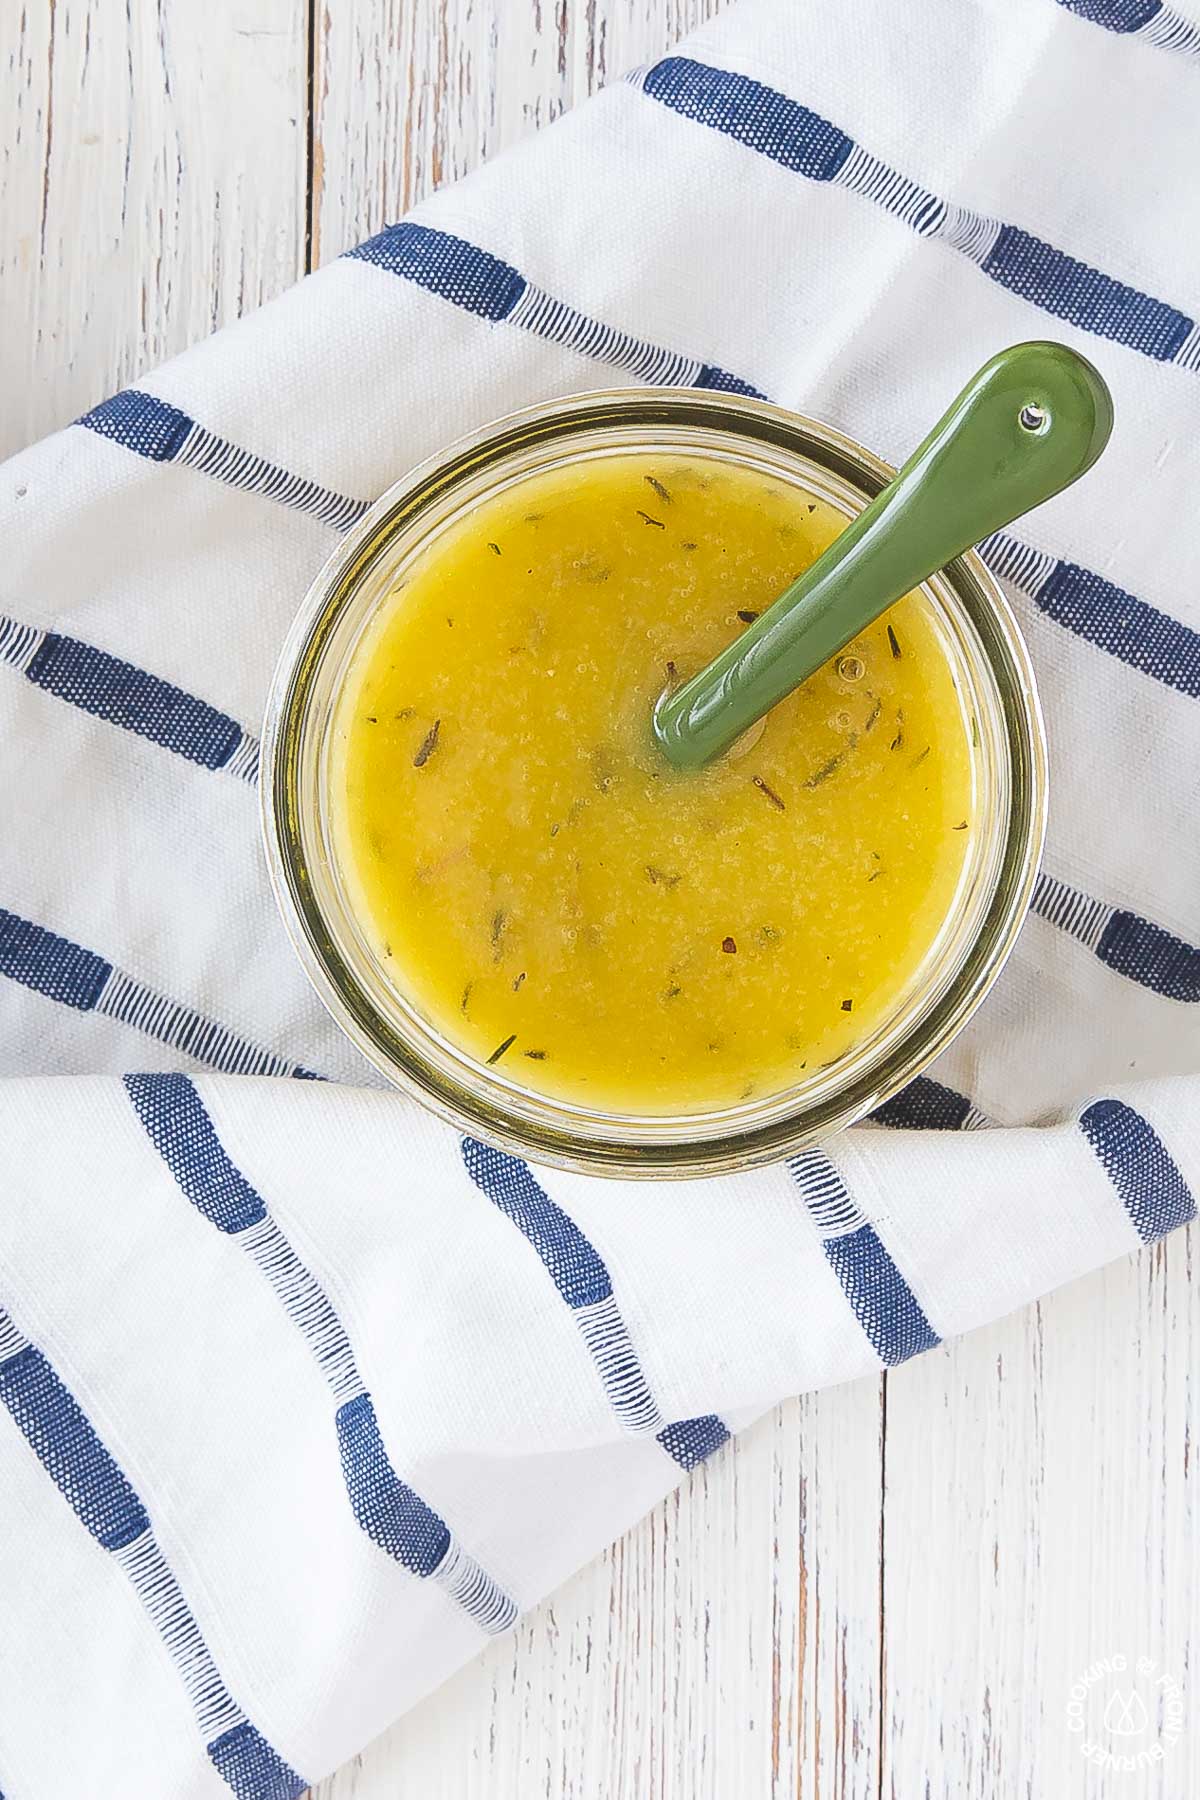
[663,983,682,1001]
[413,719,441,766]
[864,696,882,732]
[805,751,846,787]
[752,774,787,811]
[887,624,902,659]
[644,474,672,504]
[490,908,507,958]
[524,511,544,523]
[461,982,474,1015]
[952,820,969,831]
[394,706,413,720]
[487,1034,517,1065]
[524,1048,547,1060]
[680,540,698,551]
[841,998,853,1012]
[487,541,502,555]
[512,970,527,991]
[722,936,737,954]
[804,733,859,788]
[867,870,884,882]
[365,714,378,723]
[912,744,932,769]
[737,608,760,624]
[636,509,666,529]
[645,865,682,888]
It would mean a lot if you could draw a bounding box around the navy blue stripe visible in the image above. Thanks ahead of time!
[460,1139,613,1308]
[640,56,1197,368]
[1032,560,1200,699]
[0,1310,307,1798]
[347,222,527,321]
[76,389,368,532]
[1097,910,1200,1002]
[0,1344,149,1551]
[1057,0,1161,28]
[463,1139,730,1464]
[644,57,854,180]
[124,1073,267,1233]
[0,905,318,1079]
[656,1414,730,1469]
[0,907,111,1010]
[694,362,768,398]
[1080,1098,1197,1242]
[25,633,243,771]
[822,1225,941,1364]
[127,1075,488,1601]
[78,389,193,460]
[981,225,1192,362]
[207,1725,306,1800]
[872,1074,974,1131]
[334,1394,452,1576]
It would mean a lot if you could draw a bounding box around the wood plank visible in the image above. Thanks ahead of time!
[312,1387,884,1800]
[310,0,726,265]
[882,1234,1197,1797]
[0,0,307,462]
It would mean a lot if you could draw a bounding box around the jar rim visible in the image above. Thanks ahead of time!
[262,387,1047,1177]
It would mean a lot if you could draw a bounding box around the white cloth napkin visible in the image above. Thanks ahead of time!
[1,0,1198,1792]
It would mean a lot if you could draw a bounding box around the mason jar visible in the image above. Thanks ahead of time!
[262,388,1046,1177]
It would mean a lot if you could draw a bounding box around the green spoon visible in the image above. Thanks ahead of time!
[652,340,1113,769]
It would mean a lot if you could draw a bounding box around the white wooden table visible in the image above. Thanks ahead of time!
[3,5,1195,1795]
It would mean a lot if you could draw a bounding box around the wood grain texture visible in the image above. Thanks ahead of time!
[0,0,306,462]
[883,1240,1197,1800]
[3,1,1196,1796]
[310,1387,884,1800]
[309,0,725,265]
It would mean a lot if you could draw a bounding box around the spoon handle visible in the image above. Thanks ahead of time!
[653,340,1112,769]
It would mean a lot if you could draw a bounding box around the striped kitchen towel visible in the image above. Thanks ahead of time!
[1,0,1198,1792]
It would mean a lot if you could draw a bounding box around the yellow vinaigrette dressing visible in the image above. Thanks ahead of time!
[331,452,975,1114]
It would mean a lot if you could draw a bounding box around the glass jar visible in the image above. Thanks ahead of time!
[262,389,1046,1177]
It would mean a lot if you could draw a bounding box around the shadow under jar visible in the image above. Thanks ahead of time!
[262,389,1046,1178]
